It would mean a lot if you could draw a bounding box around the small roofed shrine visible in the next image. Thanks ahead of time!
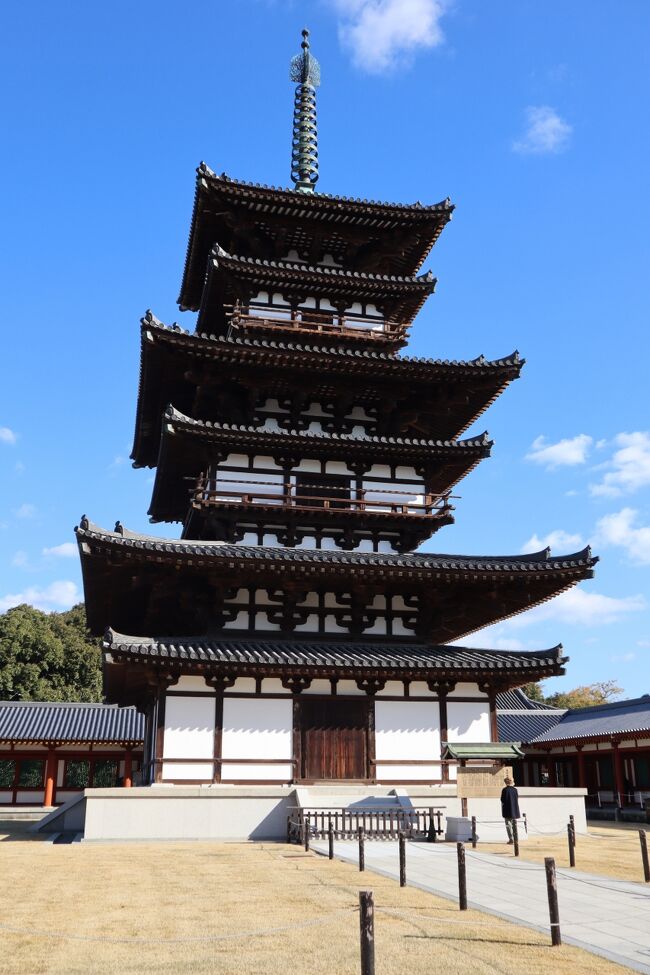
[76,30,596,790]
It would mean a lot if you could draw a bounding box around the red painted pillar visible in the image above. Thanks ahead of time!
[576,747,586,789]
[613,742,625,805]
[123,749,133,788]
[43,748,57,807]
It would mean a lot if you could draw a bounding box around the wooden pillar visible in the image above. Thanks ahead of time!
[123,748,133,789]
[43,747,57,807]
[613,741,625,804]
[547,754,557,787]
[154,691,167,784]
[576,746,586,790]
[292,696,302,783]
[439,693,449,783]
[488,691,499,742]
[366,698,376,783]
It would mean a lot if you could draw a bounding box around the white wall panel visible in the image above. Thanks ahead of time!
[223,764,293,781]
[375,680,405,697]
[375,701,441,761]
[447,701,491,742]
[376,764,441,781]
[221,699,292,760]
[169,675,212,693]
[447,682,487,698]
[163,696,214,760]
[163,762,213,781]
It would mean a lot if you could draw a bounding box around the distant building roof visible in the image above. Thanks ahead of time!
[530,694,650,744]
[442,742,524,761]
[496,687,565,744]
[0,701,144,744]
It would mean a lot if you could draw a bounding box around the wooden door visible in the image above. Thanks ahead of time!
[300,699,368,780]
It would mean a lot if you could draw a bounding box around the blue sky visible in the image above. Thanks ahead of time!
[1,0,649,696]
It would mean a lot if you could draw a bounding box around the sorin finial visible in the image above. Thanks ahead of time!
[289,27,320,193]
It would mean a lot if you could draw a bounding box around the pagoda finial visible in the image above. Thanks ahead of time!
[289,28,320,193]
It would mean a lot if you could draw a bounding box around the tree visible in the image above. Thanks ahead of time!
[544,680,623,710]
[0,603,102,702]
[520,682,546,703]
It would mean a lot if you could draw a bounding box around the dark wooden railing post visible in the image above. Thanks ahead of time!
[512,818,519,858]
[328,818,334,860]
[427,807,436,843]
[286,814,291,844]
[639,829,650,883]
[398,831,407,888]
[457,842,467,910]
[304,814,310,852]
[545,857,562,946]
[569,814,576,846]
[359,890,375,975]
[358,826,365,872]
[567,822,576,868]
[471,816,477,849]
[436,810,443,836]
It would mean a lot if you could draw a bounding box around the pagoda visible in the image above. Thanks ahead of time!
[77,31,596,788]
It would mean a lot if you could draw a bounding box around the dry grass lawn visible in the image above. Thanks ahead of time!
[483,821,650,883]
[0,831,639,975]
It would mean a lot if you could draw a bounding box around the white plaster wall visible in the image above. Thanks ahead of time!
[221,699,292,760]
[447,683,488,698]
[225,678,257,694]
[336,681,367,697]
[220,453,249,468]
[163,696,215,762]
[260,678,291,695]
[169,675,212,693]
[14,791,43,803]
[162,762,213,780]
[375,701,441,762]
[375,764,441,781]
[0,791,12,803]
[410,682,436,697]
[302,679,333,695]
[375,680,404,697]
[224,764,293,781]
[446,701,491,742]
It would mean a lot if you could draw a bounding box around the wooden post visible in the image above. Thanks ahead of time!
[43,747,57,808]
[567,822,576,868]
[123,748,133,789]
[398,831,406,888]
[569,814,576,846]
[358,826,365,872]
[328,819,334,860]
[427,806,436,843]
[576,748,586,789]
[513,818,519,858]
[544,857,562,946]
[304,815,310,852]
[457,842,467,910]
[639,830,650,883]
[471,816,477,849]
[359,890,375,975]
[286,815,292,844]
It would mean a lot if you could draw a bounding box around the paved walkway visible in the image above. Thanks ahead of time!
[311,838,650,973]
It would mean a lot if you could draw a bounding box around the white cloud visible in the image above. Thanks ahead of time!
[0,426,17,445]
[508,587,646,628]
[595,507,650,565]
[526,434,592,469]
[334,0,447,73]
[0,580,80,613]
[14,503,37,520]
[42,542,77,559]
[590,432,650,498]
[610,652,637,663]
[512,105,572,155]
[521,529,583,554]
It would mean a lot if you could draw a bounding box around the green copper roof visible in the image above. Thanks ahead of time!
[441,742,524,760]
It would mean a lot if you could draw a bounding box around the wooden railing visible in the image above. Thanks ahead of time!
[192,477,453,518]
[227,304,409,342]
[286,805,445,843]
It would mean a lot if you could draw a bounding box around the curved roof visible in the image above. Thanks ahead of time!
[0,701,143,744]
[179,164,454,309]
[530,695,650,744]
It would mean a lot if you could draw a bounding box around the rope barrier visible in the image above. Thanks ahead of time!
[0,907,359,945]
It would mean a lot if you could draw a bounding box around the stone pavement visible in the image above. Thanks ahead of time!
[311,838,650,974]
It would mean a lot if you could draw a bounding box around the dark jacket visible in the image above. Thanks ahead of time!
[500,785,520,819]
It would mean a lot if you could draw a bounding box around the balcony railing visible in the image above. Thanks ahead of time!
[226,303,409,343]
[191,475,453,518]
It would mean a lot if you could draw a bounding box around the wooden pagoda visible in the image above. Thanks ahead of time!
[77,31,596,787]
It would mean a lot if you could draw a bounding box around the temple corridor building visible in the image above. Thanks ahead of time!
[75,30,596,791]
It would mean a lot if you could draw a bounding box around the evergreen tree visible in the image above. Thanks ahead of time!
[0,603,102,702]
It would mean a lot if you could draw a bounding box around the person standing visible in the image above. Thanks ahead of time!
[500,776,520,844]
